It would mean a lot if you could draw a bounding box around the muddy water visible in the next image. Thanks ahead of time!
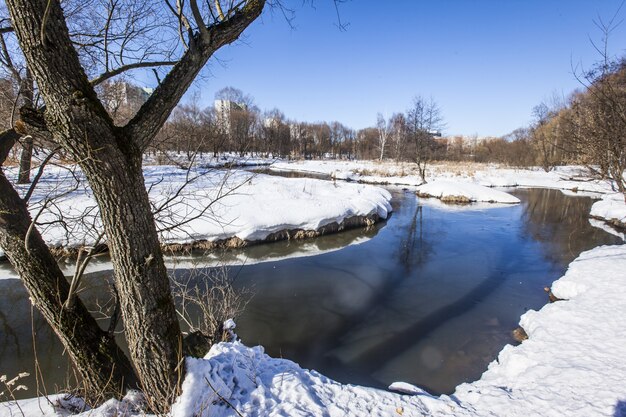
[0,187,621,398]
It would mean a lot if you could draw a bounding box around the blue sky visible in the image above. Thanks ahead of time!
[188,0,626,137]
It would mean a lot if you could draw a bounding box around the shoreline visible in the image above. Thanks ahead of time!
[0,211,385,266]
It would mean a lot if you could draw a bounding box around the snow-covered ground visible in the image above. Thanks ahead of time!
[142,151,278,168]
[415,180,520,204]
[7,244,626,417]
[1,164,391,251]
[4,160,626,416]
[271,161,625,229]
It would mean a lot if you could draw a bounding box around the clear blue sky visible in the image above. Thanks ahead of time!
[187,0,626,137]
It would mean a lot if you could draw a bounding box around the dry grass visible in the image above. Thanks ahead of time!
[351,160,497,179]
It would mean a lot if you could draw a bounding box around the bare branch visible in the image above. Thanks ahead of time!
[90,60,178,86]
[123,0,265,151]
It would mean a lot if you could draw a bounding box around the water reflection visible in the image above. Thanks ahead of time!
[516,188,618,266]
[0,188,621,399]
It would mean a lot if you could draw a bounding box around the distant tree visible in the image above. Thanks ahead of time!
[406,96,444,182]
[169,98,216,161]
[356,127,379,159]
[329,121,346,159]
[341,125,355,159]
[261,108,291,157]
[376,113,390,161]
[529,95,568,171]
[389,112,407,162]
[570,60,626,199]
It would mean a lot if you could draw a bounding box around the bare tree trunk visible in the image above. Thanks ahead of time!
[81,148,183,406]
[4,0,183,408]
[0,169,137,402]
[17,69,34,184]
[5,0,265,410]
[17,137,32,183]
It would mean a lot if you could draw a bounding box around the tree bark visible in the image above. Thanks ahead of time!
[4,0,265,411]
[16,137,32,183]
[0,128,19,163]
[4,0,183,408]
[0,170,137,402]
[17,68,34,184]
[80,146,184,407]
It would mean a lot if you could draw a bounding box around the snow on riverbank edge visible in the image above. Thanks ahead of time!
[415,180,520,204]
[1,166,392,254]
[272,161,626,231]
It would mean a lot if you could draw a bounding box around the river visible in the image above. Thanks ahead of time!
[0,186,621,398]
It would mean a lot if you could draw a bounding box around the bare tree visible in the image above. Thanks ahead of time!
[0,0,265,411]
[570,61,626,199]
[389,112,407,162]
[375,112,389,161]
[406,96,444,182]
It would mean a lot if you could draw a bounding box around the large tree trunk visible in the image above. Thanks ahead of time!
[80,145,183,407]
[5,0,183,409]
[5,0,264,411]
[0,170,137,402]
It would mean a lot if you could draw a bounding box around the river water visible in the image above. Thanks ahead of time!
[0,186,621,398]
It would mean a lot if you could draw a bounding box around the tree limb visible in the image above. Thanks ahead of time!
[0,128,20,165]
[123,0,265,151]
[90,60,178,86]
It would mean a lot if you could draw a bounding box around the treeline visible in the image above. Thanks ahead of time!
[145,90,454,183]
[144,88,449,168]
[473,59,626,179]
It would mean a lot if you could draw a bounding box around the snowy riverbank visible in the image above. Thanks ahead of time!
[3,161,626,416]
[1,164,391,253]
[272,161,625,229]
[7,243,626,416]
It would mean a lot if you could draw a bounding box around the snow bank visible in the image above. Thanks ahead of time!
[170,342,446,417]
[590,193,626,228]
[415,180,520,204]
[452,244,626,417]
[143,151,277,168]
[3,166,391,251]
[272,161,626,231]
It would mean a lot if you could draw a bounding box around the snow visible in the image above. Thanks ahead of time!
[142,151,277,168]
[415,180,520,204]
[10,244,626,417]
[4,161,626,416]
[590,193,626,226]
[1,165,392,251]
[271,161,626,229]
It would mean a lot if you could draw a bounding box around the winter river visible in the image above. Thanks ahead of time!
[0,186,621,398]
